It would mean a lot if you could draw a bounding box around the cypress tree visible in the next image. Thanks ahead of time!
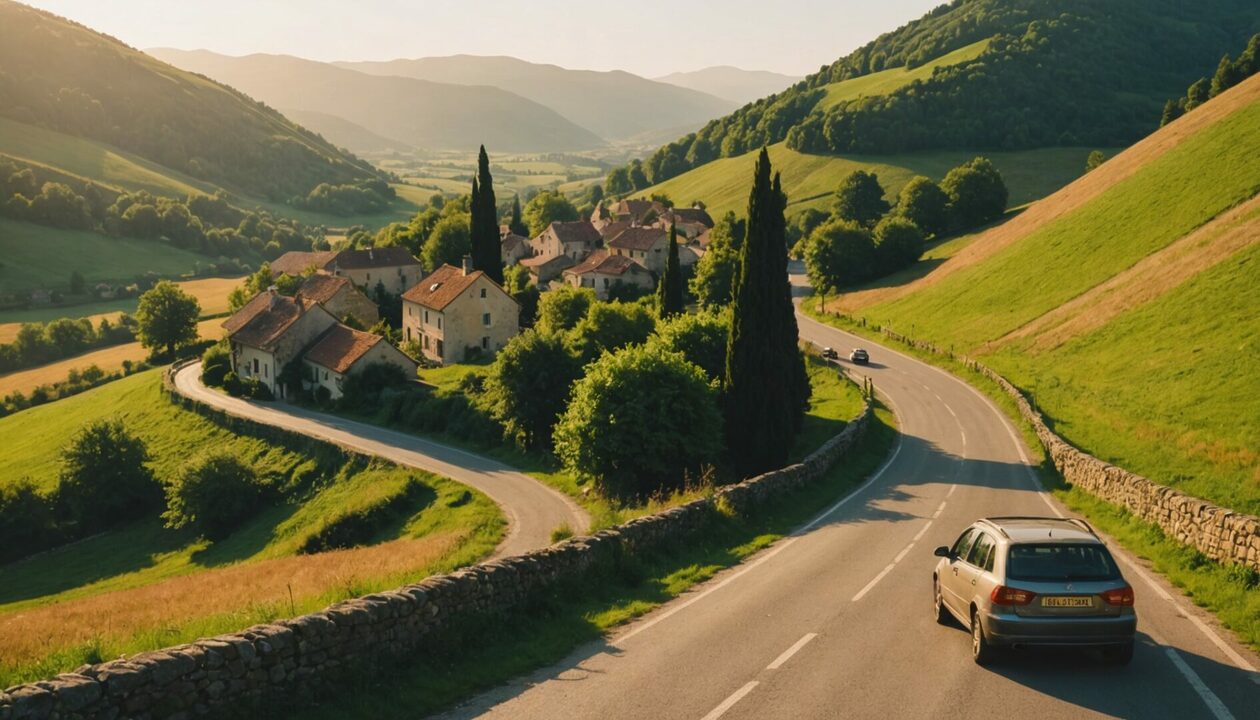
[469,145,503,283]
[723,148,807,477]
[657,222,685,318]
[509,194,528,237]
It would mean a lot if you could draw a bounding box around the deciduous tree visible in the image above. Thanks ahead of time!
[135,280,200,358]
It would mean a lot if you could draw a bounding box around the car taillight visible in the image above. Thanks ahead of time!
[1101,586,1135,606]
[990,585,1036,605]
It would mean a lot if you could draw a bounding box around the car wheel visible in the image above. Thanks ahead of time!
[971,613,994,665]
[1102,641,1134,666]
[933,578,950,625]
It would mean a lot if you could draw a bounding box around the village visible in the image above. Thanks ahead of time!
[220,198,715,400]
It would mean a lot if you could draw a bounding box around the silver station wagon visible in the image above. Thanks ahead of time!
[932,516,1137,665]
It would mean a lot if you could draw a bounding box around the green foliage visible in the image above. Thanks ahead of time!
[554,344,722,499]
[656,224,685,318]
[873,216,925,275]
[338,363,410,412]
[0,479,58,564]
[895,176,950,238]
[565,301,656,364]
[296,180,394,216]
[941,157,1008,230]
[58,419,160,531]
[162,453,266,540]
[469,146,504,284]
[135,280,201,357]
[832,170,889,227]
[651,310,729,382]
[1085,150,1107,173]
[535,285,596,336]
[1162,33,1260,125]
[481,330,583,449]
[688,211,746,308]
[522,190,579,236]
[804,218,875,290]
[422,213,471,272]
[508,194,528,237]
[200,344,232,388]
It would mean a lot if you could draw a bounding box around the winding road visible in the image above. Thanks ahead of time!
[172,362,588,557]
[427,270,1260,720]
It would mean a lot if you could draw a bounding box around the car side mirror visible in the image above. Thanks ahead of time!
[933,546,951,558]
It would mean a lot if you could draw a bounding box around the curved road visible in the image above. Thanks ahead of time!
[172,362,588,557]
[434,271,1260,719]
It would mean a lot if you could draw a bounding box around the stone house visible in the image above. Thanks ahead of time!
[302,324,418,400]
[222,290,338,399]
[518,253,575,285]
[401,258,520,365]
[528,220,602,262]
[501,233,531,266]
[611,199,668,225]
[294,274,379,328]
[562,250,655,299]
[270,247,423,295]
[606,226,669,273]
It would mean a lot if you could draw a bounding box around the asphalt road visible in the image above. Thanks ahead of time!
[434,272,1260,720]
[172,362,588,558]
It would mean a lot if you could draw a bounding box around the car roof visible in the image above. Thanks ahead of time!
[977,516,1100,544]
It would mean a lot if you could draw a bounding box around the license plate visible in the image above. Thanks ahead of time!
[1042,596,1093,608]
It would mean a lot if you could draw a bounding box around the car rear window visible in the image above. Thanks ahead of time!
[1006,543,1120,581]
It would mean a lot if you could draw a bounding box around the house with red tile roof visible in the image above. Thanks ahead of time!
[529,220,602,262]
[302,324,417,400]
[270,247,423,294]
[606,226,670,273]
[562,250,655,299]
[401,258,519,365]
[222,290,338,399]
[294,274,379,328]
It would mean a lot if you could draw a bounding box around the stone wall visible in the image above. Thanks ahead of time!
[0,366,872,720]
[854,320,1260,573]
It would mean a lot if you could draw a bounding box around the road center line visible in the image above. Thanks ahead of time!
[852,563,895,602]
[947,483,957,497]
[894,541,916,564]
[932,500,946,518]
[913,520,934,542]
[699,681,759,720]
[766,633,818,670]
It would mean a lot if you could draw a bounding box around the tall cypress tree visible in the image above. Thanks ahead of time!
[470,145,503,283]
[509,194,528,237]
[657,221,684,318]
[724,148,806,477]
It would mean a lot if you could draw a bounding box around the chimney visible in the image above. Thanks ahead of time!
[267,286,281,308]
[461,255,474,276]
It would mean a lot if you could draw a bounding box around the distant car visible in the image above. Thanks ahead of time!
[821,347,839,360]
[933,517,1136,666]
[849,348,869,364]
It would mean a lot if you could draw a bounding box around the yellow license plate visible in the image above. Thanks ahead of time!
[1042,596,1092,608]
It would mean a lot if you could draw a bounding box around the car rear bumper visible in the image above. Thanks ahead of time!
[983,611,1137,646]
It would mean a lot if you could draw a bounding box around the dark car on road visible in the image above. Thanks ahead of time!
[849,348,869,364]
[821,347,839,360]
[933,516,1137,665]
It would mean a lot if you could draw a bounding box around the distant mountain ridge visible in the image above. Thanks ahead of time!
[654,66,801,105]
[148,49,606,153]
[332,54,737,142]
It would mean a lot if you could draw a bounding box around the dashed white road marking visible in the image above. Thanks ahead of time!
[947,483,957,497]
[932,501,946,518]
[852,564,896,603]
[914,520,934,542]
[699,681,759,720]
[766,633,818,670]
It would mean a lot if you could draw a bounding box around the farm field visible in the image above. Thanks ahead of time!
[0,368,503,685]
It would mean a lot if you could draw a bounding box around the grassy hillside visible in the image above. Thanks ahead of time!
[0,1,380,200]
[816,39,991,110]
[0,369,502,683]
[644,142,1100,220]
[827,77,1260,515]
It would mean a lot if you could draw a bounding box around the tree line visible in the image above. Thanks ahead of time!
[1161,34,1260,126]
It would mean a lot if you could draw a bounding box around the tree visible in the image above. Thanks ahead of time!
[69,270,85,295]
[587,184,605,207]
[895,176,949,238]
[941,157,1008,230]
[508,194,528,237]
[135,280,200,358]
[535,285,596,336]
[162,453,264,540]
[656,222,685,318]
[605,167,632,196]
[481,330,583,449]
[724,149,807,478]
[1160,99,1185,127]
[1184,78,1210,111]
[469,146,503,284]
[1210,53,1246,98]
[651,310,728,382]
[629,160,650,190]
[832,170,890,227]
[689,212,745,308]
[522,190,579,236]
[565,301,656,363]
[554,345,722,499]
[0,478,57,563]
[804,218,876,290]
[201,344,232,387]
[58,419,160,530]
[422,213,471,271]
[873,216,925,275]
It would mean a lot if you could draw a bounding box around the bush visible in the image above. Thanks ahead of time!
[338,362,408,411]
[481,330,583,449]
[57,419,160,531]
[564,301,656,363]
[222,370,243,396]
[314,385,332,406]
[651,310,729,382]
[0,478,59,563]
[200,344,231,387]
[535,285,596,336]
[554,344,722,499]
[163,453,265,540]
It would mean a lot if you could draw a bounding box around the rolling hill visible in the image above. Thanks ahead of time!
[333,54,737,143]
[0,0,380,201]
[823,74,1260,516]
[149,49,607,153]
[654,66,801,105]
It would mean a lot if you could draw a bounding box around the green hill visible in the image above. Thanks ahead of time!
[0,0,381,201]
[825,75,1260,515]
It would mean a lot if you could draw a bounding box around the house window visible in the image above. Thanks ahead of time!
[481,336,489,349]
[367,272,371,281]
[423,335,429,349]
[437,316,442,330]
[406,326,412,341]
[481,288,488,298]
[252,358,259,374]
[264,364,269,378]
[603,278,610,288]
[482,312,491,327]
[323,371,328,381]
[436,339,444,357]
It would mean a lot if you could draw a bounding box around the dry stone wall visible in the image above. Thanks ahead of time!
[862,321,1260,573]
[0,364,872,720]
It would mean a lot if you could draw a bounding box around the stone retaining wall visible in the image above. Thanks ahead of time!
[0,364,872,720]
[859,320,1260,573]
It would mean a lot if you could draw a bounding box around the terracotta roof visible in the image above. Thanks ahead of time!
[222,290,275,334]
[668,207,715,227]
[597,220,632,241]
[501,233,529,253]
[519,254,575,272]
[227,293,312,350]
[303,324,385,374]
[564,250,645,277]
[544,220,601,248]
[331,246,420,269]
[270,251,336,276]
[295,274,350,304]
[401,264,509,311]
[607,227,667,252]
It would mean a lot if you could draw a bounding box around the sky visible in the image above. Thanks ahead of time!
[24,0,944,78]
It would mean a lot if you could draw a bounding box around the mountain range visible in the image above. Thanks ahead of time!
[654,66,801,105]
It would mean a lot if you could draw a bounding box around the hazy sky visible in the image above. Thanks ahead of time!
[24,0,943,77]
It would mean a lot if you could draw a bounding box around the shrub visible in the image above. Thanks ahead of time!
[481,330,583,449]
[564,301,656,363]
[0,478,59,563]
[200,344,231,387]
[57,419,160,530]
[222,370,244,396]
[162,453,265,540]
[650,310,729,382]
[535,285,596,336]
[338,362,408,410]
[314,385,332,406]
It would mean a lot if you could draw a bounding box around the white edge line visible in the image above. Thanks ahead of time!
[699,681,759,720]
[1164,647,1236,720]
[766,633,818,670]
